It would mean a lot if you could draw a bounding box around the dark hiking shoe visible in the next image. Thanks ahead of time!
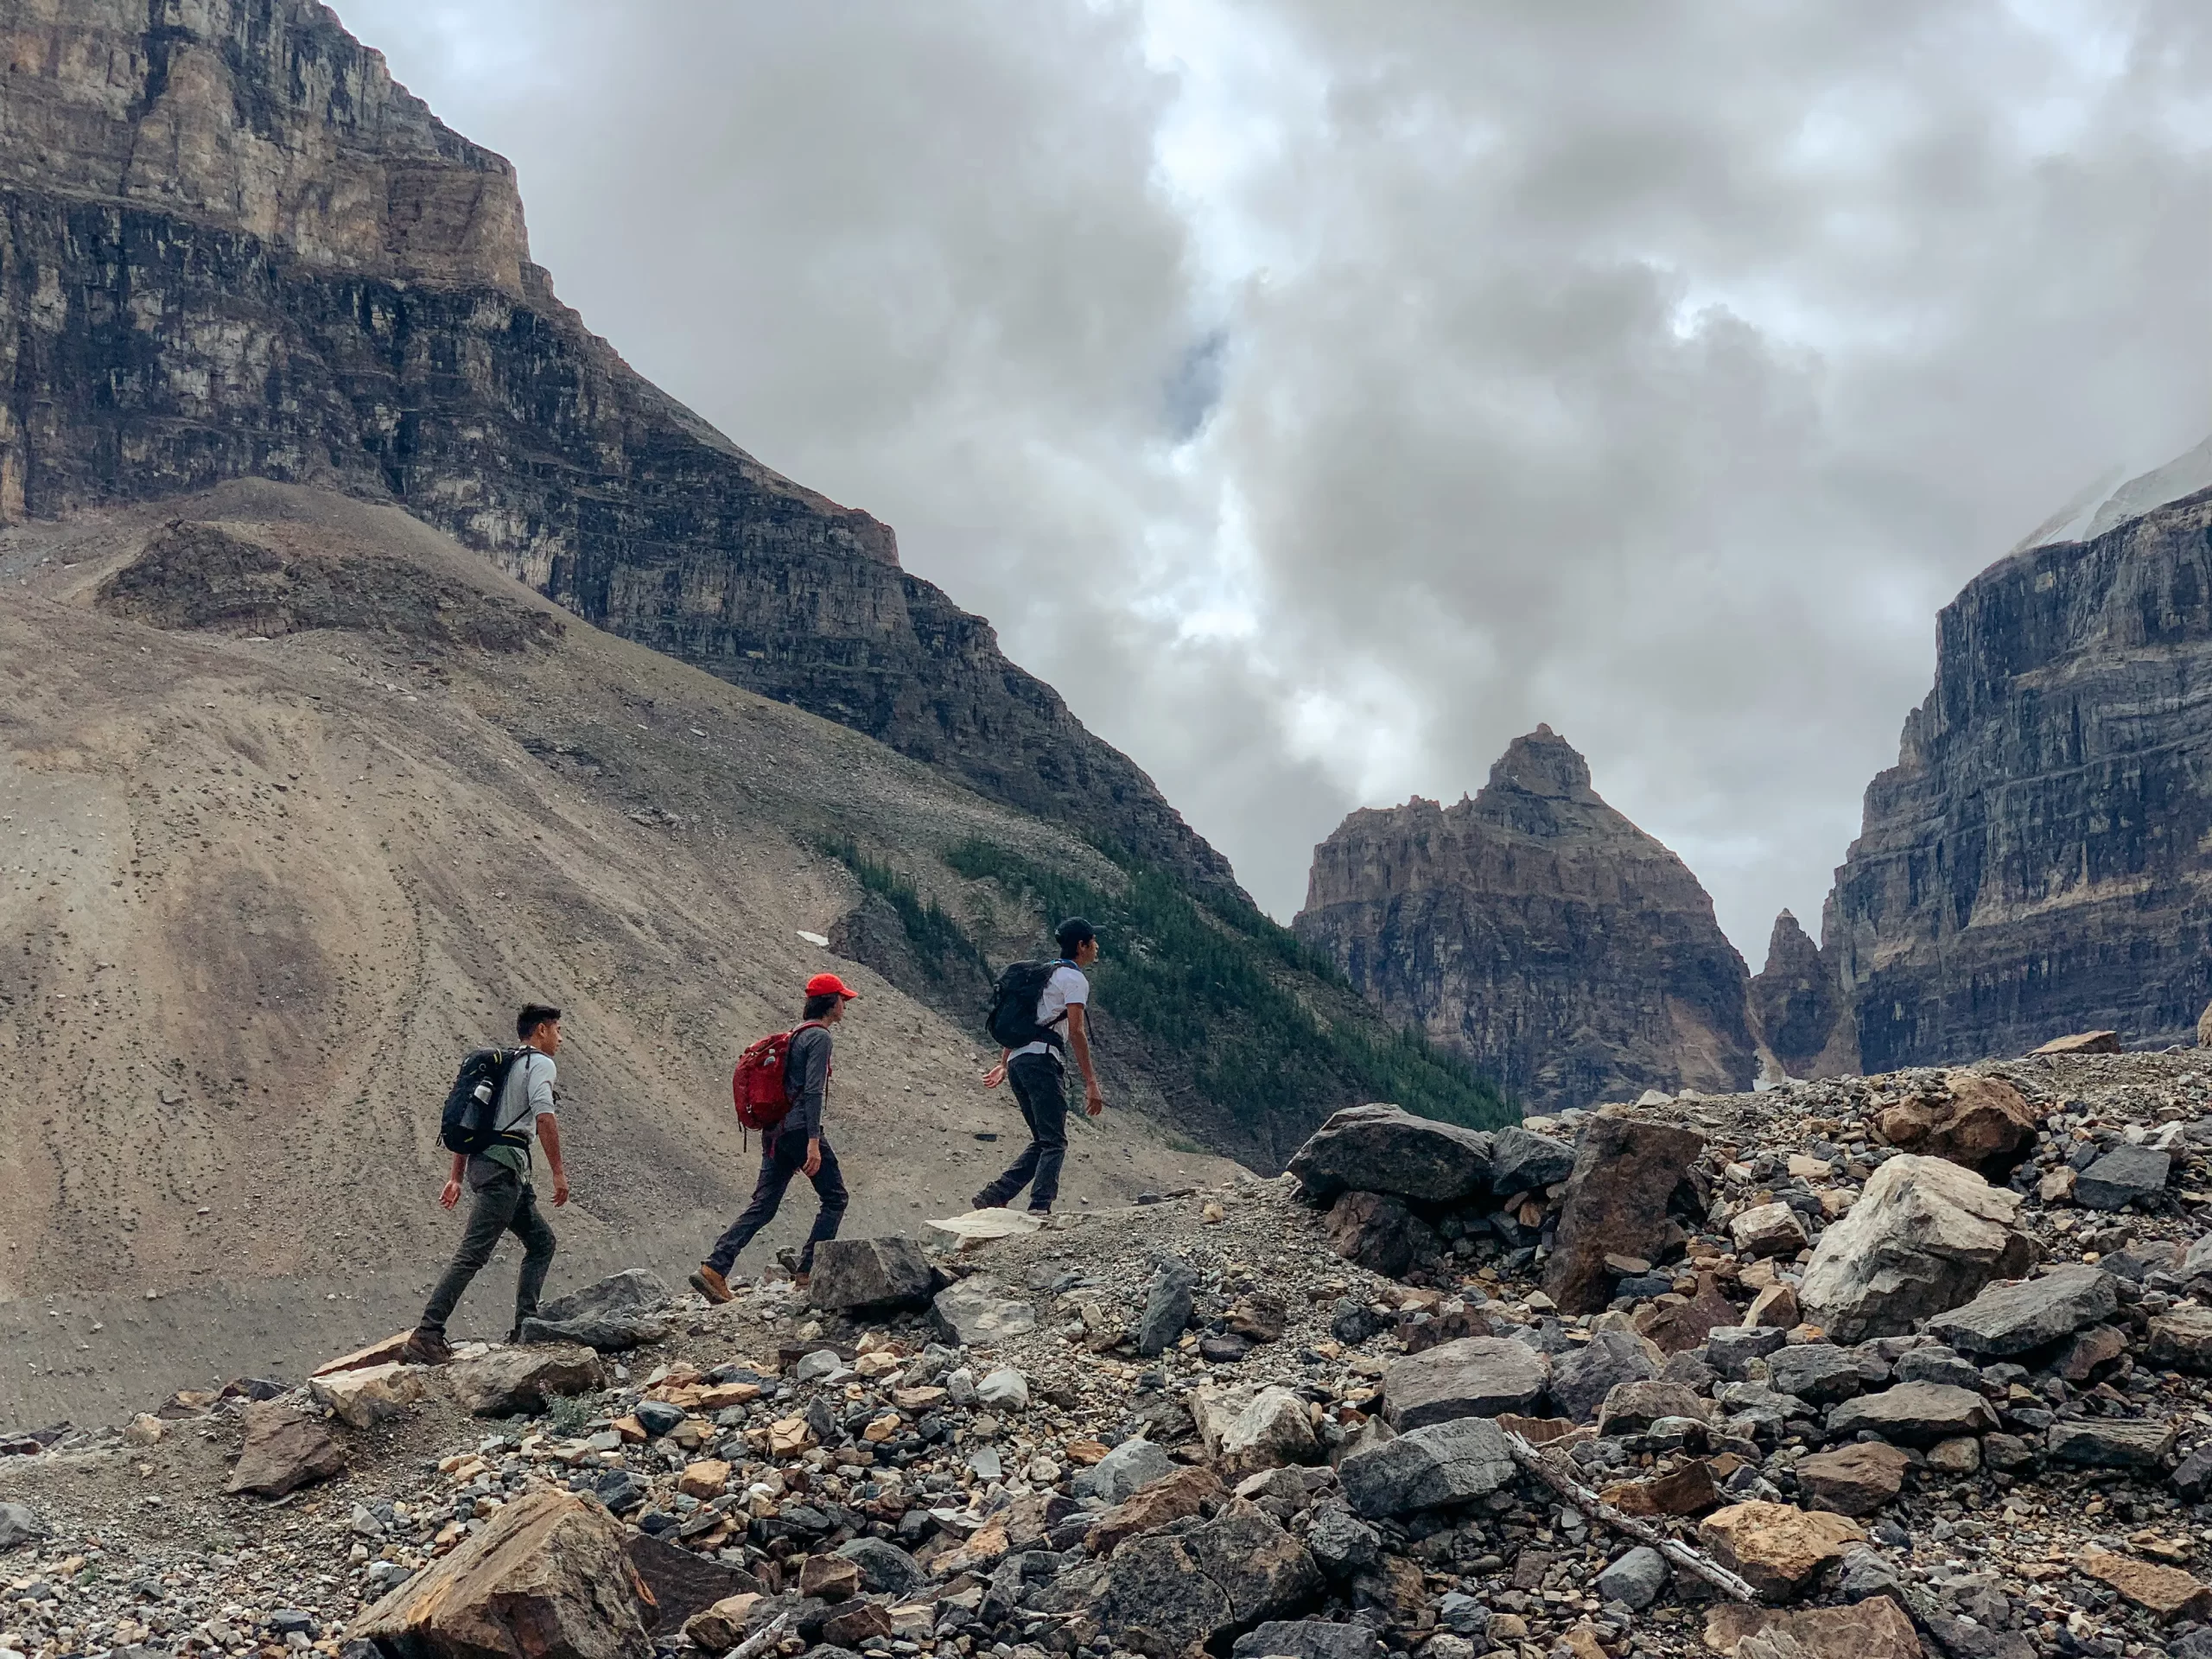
[1027,1205,1052,1217]
[401,1326,454,1366]
[690,1264,734,1304]
[973,1192,1007,1211]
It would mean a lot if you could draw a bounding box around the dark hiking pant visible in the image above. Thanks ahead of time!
[707,1132,849,1275]
[420,1166,556,1338]
[978,1053,1068,1211]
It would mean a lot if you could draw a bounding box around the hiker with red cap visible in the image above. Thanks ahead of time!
[690,972,858,1300]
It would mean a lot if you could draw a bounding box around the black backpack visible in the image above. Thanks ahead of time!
[986,959,1071,1051]
[439,1047,531,1154]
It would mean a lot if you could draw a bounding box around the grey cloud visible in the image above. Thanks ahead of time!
[343,0,2212,951]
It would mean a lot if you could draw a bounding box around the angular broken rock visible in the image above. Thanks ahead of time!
[1765,1344,1869,1408]
[517,1313,668,1352]
[1381,1336,1549,1428]
[1789,1441,1910,1516]
[1049,1499,1321,1656]
[806,1236,934,1313]
[1076,1438,1174,1505]
[537,1268,670,1324]
[1873,1071,2041,1179]
[626,1531,762,1630]
[226,1403,346,1498]
[1136,1259,1197,1357]
[1597,1459,1720,1517]
[1324,1190,1430,1278]
[1825,1382,1996,1446]
[308,1361,425,1429]
[1796,1154,2033,1343]
[1633,1274,1742,1356]
[2075,1144,2172,1211]
[1338,1416,1516,1518]
[2146,1304,2212,1372]
[2080,1545,2212,1623]
[1542,1116,1705,1314]
[446,1344,605,1416]
[351,1490,651,1659]
[1924,1262,2117,1357]
[930,1276,1036,1346]
[1704,1599,1923,1659]
[2046,1418,2176,1468]
[1231,1620,1384,1659]
[1594,1380,1707,1437]
[1698,1501,1866,1600]
[1192,1384,1319,1477]
[1287,1103,1493,1203]
[1085,1465,1224,1556]
[680,1594,762,1651]
[1488,1125,1576,1195]
[1731,1202,1810,1260]
[1549,1331,1660,1425]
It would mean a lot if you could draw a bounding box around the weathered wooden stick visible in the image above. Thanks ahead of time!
[1501,1429,1762,1605]
[726,1611,791,1659]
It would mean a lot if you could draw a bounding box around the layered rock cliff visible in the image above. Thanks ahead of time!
[1294,727,1758,1111]
[0,0,1230,887]
[1826,481,2212,1070]
[1748,909,1847,1078]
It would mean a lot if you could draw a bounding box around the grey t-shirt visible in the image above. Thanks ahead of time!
[779,1024,832,1141]
[469,1049,556,1188]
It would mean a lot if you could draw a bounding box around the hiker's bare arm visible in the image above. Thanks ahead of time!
[982,1047,1009,1088]
[441,1152,466,1210]
[539,1114,569,1205]
[1067,1004,1104,1116]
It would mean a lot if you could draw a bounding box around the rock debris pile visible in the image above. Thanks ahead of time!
[9,1052,2212,1659]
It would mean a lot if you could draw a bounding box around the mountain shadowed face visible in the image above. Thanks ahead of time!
[340,0,2212,949]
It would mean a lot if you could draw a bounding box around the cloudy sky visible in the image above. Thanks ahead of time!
[343,0,2212,956]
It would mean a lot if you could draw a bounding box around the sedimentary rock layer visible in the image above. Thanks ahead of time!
[1826,486,2212,1070]
[0,0,1230,886]
[1294,727,1757,1111]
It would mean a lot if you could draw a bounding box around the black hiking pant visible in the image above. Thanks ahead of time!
[707,1131,849,1276]
[420,1166,556,1338]
[978,1053,1068,1211]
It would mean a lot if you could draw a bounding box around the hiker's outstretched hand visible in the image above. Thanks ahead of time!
[440,1178,462,1210]
[1085,1084,1106,1118]
[982,1063,1006,1089]
[551,1176,571,1206]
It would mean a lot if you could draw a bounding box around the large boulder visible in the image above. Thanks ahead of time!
[1488,1126,1576,1196]
[1789,1442,1910,1516]
[1192,1386,1320,1478]
[1047,1499,1321,1656]
[226,1403,345,1498]
[1548,1332,1660,1425]
[806,1237,934,1313]
[1825,1382,1997,1446]
[1541,1117,1705,1313]
[447,1344,605,1416]
[0,1503,44,1550]
[537,1268,671,1325]
[1135,1260,1197,1357]
[351,1491,652,1659]
[1698,1502,1865,1600]
[1287,1104,1493,1204]
[1084,1466,1224,1557]
[308,1361,424,1429]
[1338,1417,1516,1518]
[2075,1145,2172,1211]
[1322,1191,1432,1278]
[1872,1071,2041,1179]
[626,1532,762,1630]
[931,1277,1037,1346]
[1924,1263,2117,1357]
[1381,1337,1548,1428]
[1796,1154,2033,1342]
[1231,1622,1384,1659]
[1704,1600,1923,1659]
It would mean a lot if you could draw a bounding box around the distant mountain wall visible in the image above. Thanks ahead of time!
[1822,485,2212,1068]
[0,0,1233,888]
[1294,727,1758,1112]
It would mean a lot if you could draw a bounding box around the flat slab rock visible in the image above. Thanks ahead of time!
[1338,1416,1516,1518]
[1924,1263,2118,1357]
[1698,1501,1866,1599]
[1826,1382,1997,1446]
[1789,1441,1910,1516]
[446,1344,605,1416]
[1287,1103,1493,1204]
[1381,1336,1548,1428]
[2081,1544,2212,1622]
[931,1277,1037,1345]
[2046,1418,2177,1467]
[2075,1144,2171,1210]
[1705,1598,1923,1659]
[352,1491,652,1659]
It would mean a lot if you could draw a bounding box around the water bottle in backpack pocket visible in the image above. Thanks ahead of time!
[439,1047,529,1154]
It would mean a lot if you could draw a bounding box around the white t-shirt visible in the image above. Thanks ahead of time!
[1014,963,1089,1061]
[468,1049,556,1186]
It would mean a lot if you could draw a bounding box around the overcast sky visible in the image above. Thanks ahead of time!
[341,0,2212,957]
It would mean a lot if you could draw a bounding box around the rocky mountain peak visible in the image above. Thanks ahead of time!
[1295,729,1756,1112]
[1749,908,1847,1079]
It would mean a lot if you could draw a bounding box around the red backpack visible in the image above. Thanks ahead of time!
[731,1021,825,1135]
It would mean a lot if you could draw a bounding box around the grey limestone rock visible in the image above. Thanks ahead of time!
[1136,1260,1198,1357]
[1381,1337,1549,1429]
[1549,1331,1660,1425]
[1287,1104,1494,1204]
[1338,1417,1516,1517]
[930,1278,1037,1346]
[1797,1154,2034,1342]
[1594,1546,1669,1611]
[0,1503,45,1550]
[1825,1382,1998,1446]
[1077,1438,1175,1505]
[1924,1264,2118,1357]
[806,1236,934,1314]
[1489,1126,1576,1196]
[2074,1144,2172,1210]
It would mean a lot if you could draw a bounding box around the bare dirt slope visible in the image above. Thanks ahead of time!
[0,480,1238,1427]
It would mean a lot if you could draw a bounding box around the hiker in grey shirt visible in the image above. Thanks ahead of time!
[405,1003,569,1363]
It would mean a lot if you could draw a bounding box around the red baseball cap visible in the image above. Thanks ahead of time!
[805,972,860,1000]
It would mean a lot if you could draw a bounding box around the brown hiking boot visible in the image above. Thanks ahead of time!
[690,1264,734,1305]
[400,1326,454,1366]
[791,1271,811,1291]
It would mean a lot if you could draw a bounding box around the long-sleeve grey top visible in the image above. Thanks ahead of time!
[781,1023,833,1140]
